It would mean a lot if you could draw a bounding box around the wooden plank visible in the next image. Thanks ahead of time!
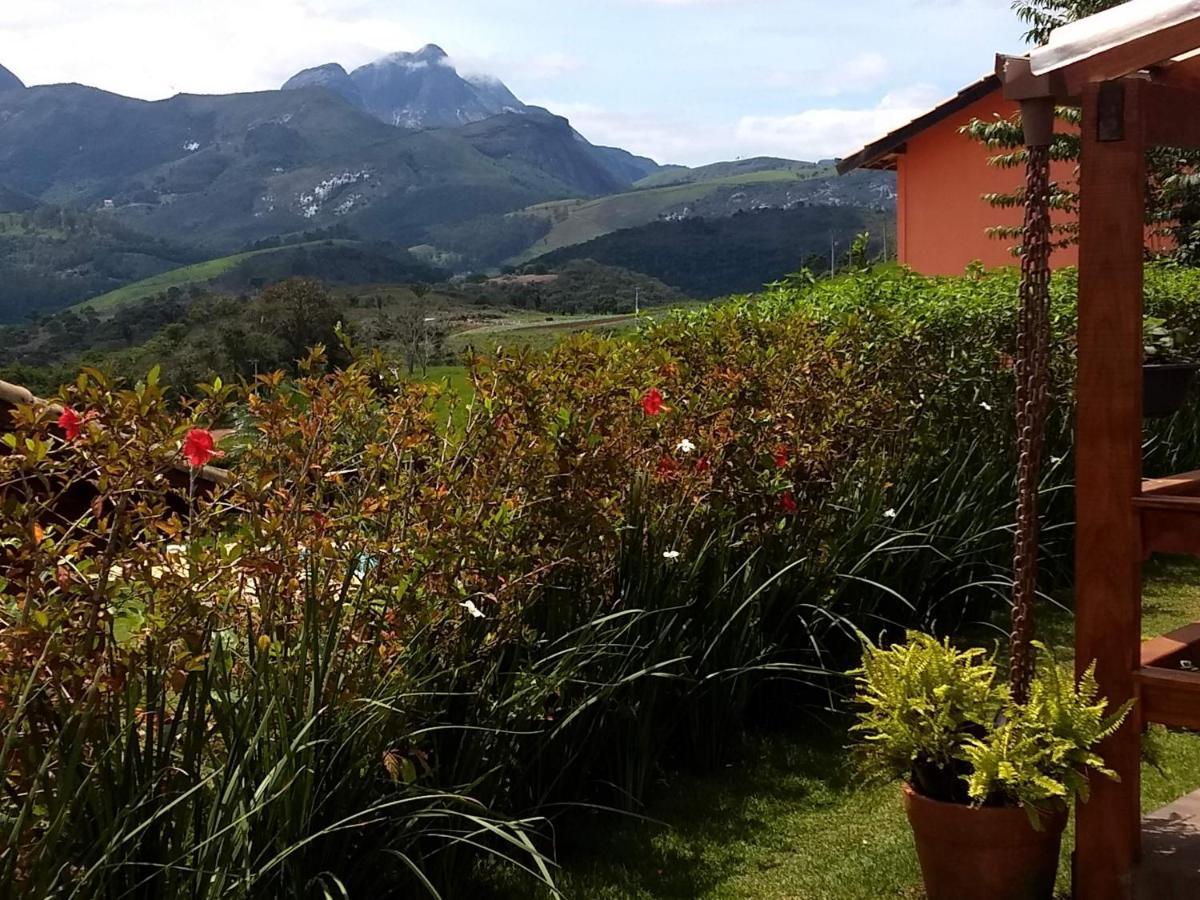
[1141,623,1200,669]
[1141,471,1200,496]
[1057,19,1200,96]
[1136,496,1200,557]
[1136,668,1200,730]
[1074,78,1147,900]
[1142,82,1200,149]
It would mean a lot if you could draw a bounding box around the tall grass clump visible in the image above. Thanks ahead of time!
[6,264,1200,894]
[0,364,556,898]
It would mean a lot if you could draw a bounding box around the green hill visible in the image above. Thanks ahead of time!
[79,247,296,312]
[77,240,444,313]
[632,157,828,189]
[510,166,894,263]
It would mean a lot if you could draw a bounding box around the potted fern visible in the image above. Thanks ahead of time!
[852,632,1130,900]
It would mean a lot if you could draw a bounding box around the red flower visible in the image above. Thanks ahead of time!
[694,456,711,474]
[182,428,222,468]
[779,491,798,514]
[641,388,665,417]
[655,455,679,480]
[57,407,83,440]
[773,444,790,469]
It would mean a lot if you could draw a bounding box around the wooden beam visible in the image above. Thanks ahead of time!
[1141,81,1200,148]
[1136,668,1200,730]
[1149,52,1200,96]
[1137,496,1200,557]
[1056,18,1200,97]
[1074,78,1146,900]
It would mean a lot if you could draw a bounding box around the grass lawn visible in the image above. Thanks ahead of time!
[483,558,1200,900]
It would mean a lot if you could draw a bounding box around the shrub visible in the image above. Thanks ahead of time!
[3,262,1200,894]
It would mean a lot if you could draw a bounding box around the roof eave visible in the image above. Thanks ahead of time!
[837,73,1000,175]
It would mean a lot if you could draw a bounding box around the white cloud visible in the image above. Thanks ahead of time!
[526,99,728,165]
[0,0,422,99]
[735,84,944,161]
[766,52,891,96]
[525,51,585,80]
[455,50,583,84]
[536,83,944,167]
[627,0,750,5]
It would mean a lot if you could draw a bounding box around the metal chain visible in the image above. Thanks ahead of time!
[1011,143,1053,704]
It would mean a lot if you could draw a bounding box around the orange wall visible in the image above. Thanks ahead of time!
[895,89,1078,275]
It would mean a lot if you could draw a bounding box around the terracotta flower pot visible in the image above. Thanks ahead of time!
[902,783,1067,900]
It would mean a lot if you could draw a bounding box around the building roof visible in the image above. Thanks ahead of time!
[835,73,999,175]
[1031,0,1200,77]
[841,0,1200,178]
[997,0,1200,102]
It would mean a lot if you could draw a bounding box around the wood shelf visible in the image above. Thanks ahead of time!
[1138,622,1200,730]
[1137,471,1200,557]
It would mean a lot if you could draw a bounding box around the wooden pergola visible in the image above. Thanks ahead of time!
[998,2,1200,897]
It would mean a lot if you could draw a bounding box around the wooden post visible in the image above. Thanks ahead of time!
[1074,78,1145,900]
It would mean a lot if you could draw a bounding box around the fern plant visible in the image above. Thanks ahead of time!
[962,645,1132,825]
[852,634,1131,818]
[852,632,1005,803]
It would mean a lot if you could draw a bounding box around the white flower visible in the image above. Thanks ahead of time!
[980,401,993,412]
[460,599,485,619]
[883,508,898,519]
[662,550,681,560]
[1050,455,1063,465]
[676,438,696,454]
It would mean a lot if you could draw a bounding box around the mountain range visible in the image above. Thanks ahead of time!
[0,51,655,252]
[0,48,895,322]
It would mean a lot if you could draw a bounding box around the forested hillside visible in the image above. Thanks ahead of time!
[531,206,889,297]
[0,207,198,322]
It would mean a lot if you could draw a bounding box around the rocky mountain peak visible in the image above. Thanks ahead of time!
[413,44,449,62]
[281,62,363,108]
[0,63,25,92]
[286,45,534,129]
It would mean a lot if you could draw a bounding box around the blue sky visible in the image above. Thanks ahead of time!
[1,0,1029,166]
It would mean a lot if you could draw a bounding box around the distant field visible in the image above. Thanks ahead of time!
[448,301,703,355]
[425,305,696,419]
[75,241,339,313]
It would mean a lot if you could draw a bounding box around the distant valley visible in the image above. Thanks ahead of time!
[0,47,894,324]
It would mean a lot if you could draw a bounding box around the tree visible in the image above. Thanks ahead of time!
[963,0,1200,260]
[1012,0,1118,44]
[394,297,447,377]
[259,279,351,371]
